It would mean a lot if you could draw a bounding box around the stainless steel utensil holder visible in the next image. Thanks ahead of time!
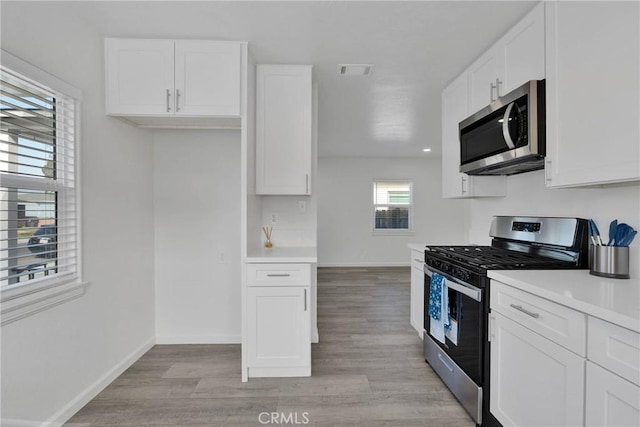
[590,246,630,279]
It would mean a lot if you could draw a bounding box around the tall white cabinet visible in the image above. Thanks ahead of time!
[256,65,312,195]
[544,1,640,187]
[105,38,241,126]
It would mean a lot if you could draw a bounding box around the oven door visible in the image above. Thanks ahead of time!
[423,264,484,385]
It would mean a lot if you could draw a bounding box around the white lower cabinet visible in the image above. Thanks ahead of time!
[490,280,640,427]
[586,361,640,427]
[490,311,585,427]
[409,249,424,337]
[246,263,311,378]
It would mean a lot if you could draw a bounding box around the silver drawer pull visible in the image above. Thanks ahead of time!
[413,258,423,263]
[510,304,540,319]
[438,353,454,373]
[267,273,291,277]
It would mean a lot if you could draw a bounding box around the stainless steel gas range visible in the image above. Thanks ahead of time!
[423,216,590,427]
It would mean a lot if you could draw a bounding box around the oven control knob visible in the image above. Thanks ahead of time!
[444,264,451,272]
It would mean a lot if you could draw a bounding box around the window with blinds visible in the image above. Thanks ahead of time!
[0,66,78,289]
[373,180,412,231]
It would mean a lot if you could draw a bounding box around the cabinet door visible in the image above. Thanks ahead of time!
[586,361,640,427]
[468,45,505,113]
[410,265,424,337]
[247,286,311,370]
[490,312,584,427]
[174,41,241,116]
[441,73,505,199]
[545,1,640,187]
[105,39,174,115]
[256,65,312,195]
[502,2,545,93]
[442,73,471,198]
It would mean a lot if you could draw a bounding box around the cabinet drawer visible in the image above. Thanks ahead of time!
[491,281,587,356]
[588,317,640,386]
[411,249,425,270]
[246,263,311,287]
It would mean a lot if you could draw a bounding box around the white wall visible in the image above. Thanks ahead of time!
[1,2,156,425]
[468,170,640,278]
[153,130,241,343]
[318,157,468,266]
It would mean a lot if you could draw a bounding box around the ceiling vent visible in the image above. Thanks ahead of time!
[338,64,374,76]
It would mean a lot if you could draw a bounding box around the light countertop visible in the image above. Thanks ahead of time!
[488,269,640,333]
[245,246,317,263]
[408,243,427,252]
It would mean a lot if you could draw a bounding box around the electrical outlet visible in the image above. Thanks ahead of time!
[270,213,278,224]
[299,200,307,213]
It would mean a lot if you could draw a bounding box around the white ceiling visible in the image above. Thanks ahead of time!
[69,1,536,158]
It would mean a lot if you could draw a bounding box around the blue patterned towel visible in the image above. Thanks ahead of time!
[428,273,450,343]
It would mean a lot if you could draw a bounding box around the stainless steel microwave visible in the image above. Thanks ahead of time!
[459,80,545,176]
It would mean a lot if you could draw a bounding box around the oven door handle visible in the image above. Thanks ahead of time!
[424,265,482,302]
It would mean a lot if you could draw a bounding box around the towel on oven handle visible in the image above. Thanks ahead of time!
[428,272,450,344]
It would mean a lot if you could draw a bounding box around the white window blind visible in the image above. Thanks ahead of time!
[373,180,412,231]
[0,65,78,290]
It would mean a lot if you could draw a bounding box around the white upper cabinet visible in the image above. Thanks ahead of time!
[105,39,175,116]
[105,38,241,126]
[545,1,640,187]
[174,40,240,116]
[468,3,544,114]
[468,45,505,113]
[442,72,505,199]
[256,65,312,195]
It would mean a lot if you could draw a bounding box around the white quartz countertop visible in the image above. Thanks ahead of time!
[245,246,317,263]
[488,269,640,333]
[408,243,427,252]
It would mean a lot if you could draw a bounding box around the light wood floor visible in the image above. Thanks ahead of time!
[67,267,474,426]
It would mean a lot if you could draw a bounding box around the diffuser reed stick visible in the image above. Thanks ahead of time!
[262,226,273,248]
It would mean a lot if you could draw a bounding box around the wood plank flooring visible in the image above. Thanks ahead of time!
[67,267,474,427]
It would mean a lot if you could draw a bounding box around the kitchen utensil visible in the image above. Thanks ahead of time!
[608,219,618,246]
[614,223,629,247]
[589,219,603,246]
[618,230,637,247]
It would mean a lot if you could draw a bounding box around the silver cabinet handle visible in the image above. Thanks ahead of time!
[176,89,181,112]
[545,159,552,183]
[304,288,307,311]
[495,78,502,98]
[267,273,291,277]
[413,258,422,263]
[305,174,309,193]
[461,176,467,194]
[510,304,540,318]
[166,89,171,112]
[490,81,496,101]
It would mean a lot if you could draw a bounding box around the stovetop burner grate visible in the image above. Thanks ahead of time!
[425,245,575,269]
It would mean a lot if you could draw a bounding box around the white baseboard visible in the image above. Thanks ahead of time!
[155,334,241,344]
[317,262,410,268]
[45,336,155,427]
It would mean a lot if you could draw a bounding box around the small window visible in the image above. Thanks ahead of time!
[373,180,412,232]
[1,51,83,324]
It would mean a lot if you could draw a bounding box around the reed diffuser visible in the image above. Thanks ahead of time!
[262,226,273,248]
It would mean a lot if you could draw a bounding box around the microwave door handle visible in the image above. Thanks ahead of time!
[502,102,516,149]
